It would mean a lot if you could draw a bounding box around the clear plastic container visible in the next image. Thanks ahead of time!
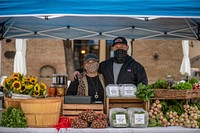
[106,84,120,98]
[109,108,129,127]
[120,84,137,97]
[127,107,149,128]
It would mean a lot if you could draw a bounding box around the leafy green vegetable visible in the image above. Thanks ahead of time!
[160,100,184,115]
[148,79,168,89]
[188,77,199,85]
[173,82,193,90]
[135,83,154,102]
[0,107,27,128]
[148,117,163,127]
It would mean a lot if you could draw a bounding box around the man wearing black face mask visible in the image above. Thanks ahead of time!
[71,37,148,87]
[98,37,148,86]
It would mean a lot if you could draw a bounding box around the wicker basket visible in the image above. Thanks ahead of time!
[20,97,62,127]
[4,97,21,109]
[4,94,34,109]
[153,89,200,99]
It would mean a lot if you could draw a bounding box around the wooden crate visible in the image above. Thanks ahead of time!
[62,104,104,119]
[106,97,150,115]
[153,89,200,99]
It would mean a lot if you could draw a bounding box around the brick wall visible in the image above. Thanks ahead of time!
[1,39,183,86]
[133,40,183,83]
[1,39,66,87]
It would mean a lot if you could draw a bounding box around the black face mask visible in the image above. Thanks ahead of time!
[114,49,127,63]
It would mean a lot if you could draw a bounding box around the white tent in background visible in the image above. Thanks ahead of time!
[13,39,27,75]
[180,40,191,76]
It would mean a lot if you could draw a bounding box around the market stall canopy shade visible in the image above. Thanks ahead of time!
[0,0,200,40]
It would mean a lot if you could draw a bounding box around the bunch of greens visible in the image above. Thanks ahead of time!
[135,83,155,102]
[148,117,163,127]
[173,82,193,90]
[0,107,27,128]
[188,77,199,85]
[160,100,184,115]
[148,79,168,89]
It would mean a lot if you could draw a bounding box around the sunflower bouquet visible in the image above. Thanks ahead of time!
[3,73,47,97]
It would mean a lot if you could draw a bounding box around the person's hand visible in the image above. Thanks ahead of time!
[70,71,81,81]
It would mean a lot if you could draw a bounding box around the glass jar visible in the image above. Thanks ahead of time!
[48,85,56,97]
[56,85,65,96]
[52,74,59,85]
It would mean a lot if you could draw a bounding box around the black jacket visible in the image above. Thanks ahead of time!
[99,55,148,86]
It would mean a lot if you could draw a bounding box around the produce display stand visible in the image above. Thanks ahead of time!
[106,97,150,115]
[1,126,200,133]
[62,103,104,119]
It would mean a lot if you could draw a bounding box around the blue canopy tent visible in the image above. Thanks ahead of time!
[0,0,200,40]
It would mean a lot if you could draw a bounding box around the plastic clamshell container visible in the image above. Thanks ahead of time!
[119,84,137,97]
[106,84,120,98]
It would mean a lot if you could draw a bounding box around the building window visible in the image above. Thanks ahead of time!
[106,40,114,60]
[73,40,99,69]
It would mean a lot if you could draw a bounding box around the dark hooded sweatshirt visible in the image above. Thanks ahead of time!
[99,55,148,86]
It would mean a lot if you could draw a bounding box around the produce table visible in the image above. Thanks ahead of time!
[0,127,200,133]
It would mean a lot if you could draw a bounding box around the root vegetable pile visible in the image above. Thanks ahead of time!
[71,110,108,128]
[181,104,200,128]
[71,118,89,128]
[148,100,168,127]
[148,99,200,128]
[79,109,98,123]
[91,119,108,128]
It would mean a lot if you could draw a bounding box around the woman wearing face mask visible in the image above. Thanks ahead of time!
[71,37,148,87]
[67,53,105,103]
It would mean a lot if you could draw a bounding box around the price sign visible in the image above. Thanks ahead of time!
[124,86,135,96]
[134,114,145,124]
[116,114,126,124]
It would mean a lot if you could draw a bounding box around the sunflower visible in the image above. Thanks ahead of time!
[25,84,34,90]
[4,78,12,86]
[40,83,47,90]
[20,85,26,93]
[12,72,20,78]
[30,77,38,84]
[4,73,47,97]
[12,81,21,91]
[34,84,40,92]
[13,77,19,81]
[43,89,47,96]
[33,91,40,97]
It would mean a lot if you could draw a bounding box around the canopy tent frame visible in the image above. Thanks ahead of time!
[1,16,200,40]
